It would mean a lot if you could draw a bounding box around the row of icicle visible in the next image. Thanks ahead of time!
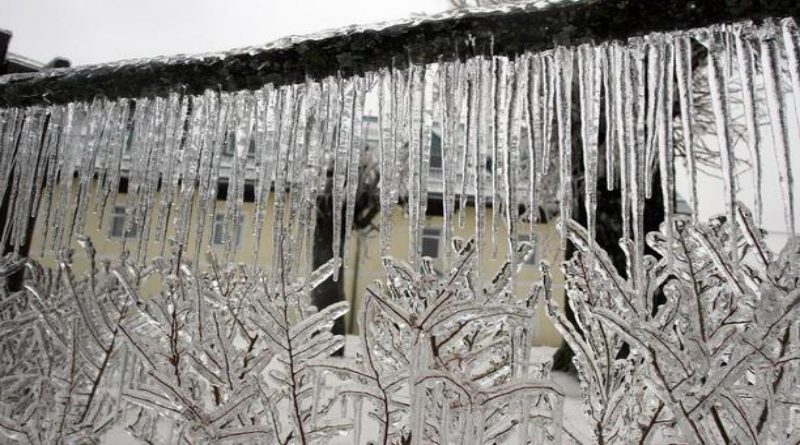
[0,18,798,284]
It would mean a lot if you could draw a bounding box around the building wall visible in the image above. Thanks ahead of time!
[29,182,566,346]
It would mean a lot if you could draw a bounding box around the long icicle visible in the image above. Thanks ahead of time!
[780,18,799,235]
[555,46,574,255]
[674,33,699,223]
[658,37,676,266]
[332,80,353,279]
[760,23,796,237]
[732,24,763,226]
[526,54,542,230]
[578,43,601,269]
[703,28,739,258]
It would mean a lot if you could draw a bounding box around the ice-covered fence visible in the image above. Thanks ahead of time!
[1,0,800,444]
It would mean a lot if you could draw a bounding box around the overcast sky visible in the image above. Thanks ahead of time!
[2,0,448,66]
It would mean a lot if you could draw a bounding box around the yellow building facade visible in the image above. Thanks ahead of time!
[28,182,566,347]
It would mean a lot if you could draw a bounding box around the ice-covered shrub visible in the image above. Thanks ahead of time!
[549,204,800,444]
[319,239,564,445]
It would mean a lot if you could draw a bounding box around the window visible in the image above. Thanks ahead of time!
[109,206,138,239]
[248,138,257,158]
[518,233,538,265]
[212,213,243,247]
[429,133,442,172]
[223,132,236,157]
[422,227,442,258]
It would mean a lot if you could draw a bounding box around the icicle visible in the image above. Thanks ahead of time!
[343,78,366,277]
[379,69,394,257]
[197,91,230,262]
[6,108,46,252]
[459,60,478,230]
[418,65,436,261]
[644,37,664,200]
[407,64,423,268]
[181,92,208,264]
[89,100,116,224]
[492,57,509,259]
[611,44,631,248]
[173,96,200,258]
[578,44,602,269]
[541,53,556,176]
[759,25,796,237]
[271,86,298,277]
[555,46,574,254]
[295,81,321,274]
[331,80,353,279]
[781,18,799,235]
[302,81,327,278]
[732,25,763,226]
[53,104,83,252]
[93,101,121,227]
[441,61,464,268]
[392,67,409,209]
[284,85,309,276]
[70,99,104,239]
[658,38,676,266]
[506,58,525,273]
[601,44,616,191]
[526,54,542,230]
[702,28,739,256]
[155,93,186,254]
[475,57,491,278]
[227,92,255,262]
[674,34,699,223]
[134,97,166,262]
[628,38,647,291]
[38,106,66,256]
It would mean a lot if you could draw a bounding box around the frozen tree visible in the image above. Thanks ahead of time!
[550,205,800,444]
[0,237,352,445]
[313,238,565,445]
[0,239,130,443]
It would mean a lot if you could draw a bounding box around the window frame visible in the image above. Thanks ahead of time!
[109,206,139,239]
[421,227,442,259]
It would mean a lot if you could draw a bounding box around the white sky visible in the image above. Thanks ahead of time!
[1,0,449,66]
[2,0,798,249]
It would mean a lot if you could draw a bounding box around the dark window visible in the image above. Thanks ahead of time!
[430,133,442,171]
[109,206,138,239]
[422,227,442,258]
[248,138,257,158]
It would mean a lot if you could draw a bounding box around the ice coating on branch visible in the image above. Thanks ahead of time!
[550,208,800,443]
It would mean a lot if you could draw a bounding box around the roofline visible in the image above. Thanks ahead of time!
[1,0,798,107]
